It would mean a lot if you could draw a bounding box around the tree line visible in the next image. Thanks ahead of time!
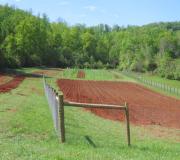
[0,5,180,80]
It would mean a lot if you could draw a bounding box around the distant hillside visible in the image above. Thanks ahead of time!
[143,21,180,31]
[0,5,179,80]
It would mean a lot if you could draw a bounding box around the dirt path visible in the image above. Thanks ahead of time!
[57,79,180,128]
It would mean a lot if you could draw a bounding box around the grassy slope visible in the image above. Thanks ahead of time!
[0,68,179,160]
[112,70,180,99]
[63,69,134,81]
[141,73,180,89]
[139,74,180,99]
[84,69,122,81]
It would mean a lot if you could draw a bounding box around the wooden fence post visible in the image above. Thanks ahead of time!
[125,102,131,146]
[59,93,65,143]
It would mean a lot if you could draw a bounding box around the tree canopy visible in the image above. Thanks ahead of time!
[0,5,180,80]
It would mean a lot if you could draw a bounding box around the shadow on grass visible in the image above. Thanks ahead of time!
[84,135,97,148]
[0,68,51,78]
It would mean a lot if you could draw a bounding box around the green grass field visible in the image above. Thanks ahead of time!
[63,68,118,80]
[112,70,180,99]
[63,69,135,81]
[141,73,180,89]
[138,74,180,99]
[0,68,180,160]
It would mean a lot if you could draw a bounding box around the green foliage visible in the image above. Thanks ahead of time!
[0,5,180,80]
[156,54,180,80]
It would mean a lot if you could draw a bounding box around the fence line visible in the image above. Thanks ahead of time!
[43,76,65,142]
[121,71,180,96]
[43,76,131,146]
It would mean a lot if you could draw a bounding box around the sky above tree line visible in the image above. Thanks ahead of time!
[0,0,180,26]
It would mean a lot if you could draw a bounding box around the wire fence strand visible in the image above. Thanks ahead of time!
[121,71,180,96]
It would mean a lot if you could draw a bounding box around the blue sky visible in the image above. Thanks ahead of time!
[0,0,180,26]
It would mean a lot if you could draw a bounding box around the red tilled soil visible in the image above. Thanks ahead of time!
[57,79,180,128]
[0,76,25,93]
[77,70,85,79]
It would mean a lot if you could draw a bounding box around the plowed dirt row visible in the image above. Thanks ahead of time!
[57,79,180,128]
[0,75,25,93]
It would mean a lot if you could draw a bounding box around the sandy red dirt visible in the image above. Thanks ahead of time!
[77,70,85,79]
[0,75,25,93]
[57,79,180,128]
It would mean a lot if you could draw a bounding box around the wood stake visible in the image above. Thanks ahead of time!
[59,94,65,143]
[125,102,131,146]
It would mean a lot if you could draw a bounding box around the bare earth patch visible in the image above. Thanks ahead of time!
[0,75,25,93]
[57,79,180,129]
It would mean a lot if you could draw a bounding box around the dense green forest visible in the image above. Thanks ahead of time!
[0,5,180,80]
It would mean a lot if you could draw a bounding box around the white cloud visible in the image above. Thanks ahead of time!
[58,1,70,6]
[84,5,96,11]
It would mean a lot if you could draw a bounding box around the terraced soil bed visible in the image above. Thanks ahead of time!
[77,70,85,79]
[0,75,25,93]
[57,79,180,128]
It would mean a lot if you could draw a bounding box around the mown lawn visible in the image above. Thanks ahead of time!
[0,68,179,160]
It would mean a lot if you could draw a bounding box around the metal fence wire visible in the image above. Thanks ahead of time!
[122,71,180,96]
[43,76,60,136]
[43,75,130,146]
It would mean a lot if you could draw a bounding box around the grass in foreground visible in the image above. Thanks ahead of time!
[0,68,179,160]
